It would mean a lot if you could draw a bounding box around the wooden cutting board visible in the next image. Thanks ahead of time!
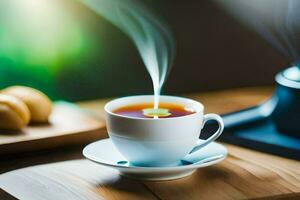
[0,101,106,155]
[0,143,300,200]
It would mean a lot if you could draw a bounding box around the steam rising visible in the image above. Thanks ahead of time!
[216,0,300,66]
[79,0,175,108]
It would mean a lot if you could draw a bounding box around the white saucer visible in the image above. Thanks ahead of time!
[83,138,227,181]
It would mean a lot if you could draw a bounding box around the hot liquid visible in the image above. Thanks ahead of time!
[113,102,195,118]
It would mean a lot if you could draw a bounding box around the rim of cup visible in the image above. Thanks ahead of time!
[104,95,204,121]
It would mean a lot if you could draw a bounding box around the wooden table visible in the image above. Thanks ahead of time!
[1,87,300,200]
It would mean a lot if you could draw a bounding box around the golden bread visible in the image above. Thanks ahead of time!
[1,86,52,123]
[0,94,30,130]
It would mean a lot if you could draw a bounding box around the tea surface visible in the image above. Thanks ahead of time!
[113,102,195,118]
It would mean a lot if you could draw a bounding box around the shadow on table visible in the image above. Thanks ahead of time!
[0,145,84,174]
[95,164,230,199]
[94,174,159,199]
[0,188,18,200]
[142,165,232,199]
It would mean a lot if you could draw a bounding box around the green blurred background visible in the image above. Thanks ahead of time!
[0,0,159,101]
[0,0,288,101]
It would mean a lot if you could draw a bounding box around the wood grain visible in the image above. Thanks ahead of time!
[0,143,299,200]
[0,102,106,156]
[1,87,299,200]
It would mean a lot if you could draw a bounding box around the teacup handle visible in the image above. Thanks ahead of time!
[189,114,224,154]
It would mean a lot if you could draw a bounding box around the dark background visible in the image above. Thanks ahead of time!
[0,0,289,101]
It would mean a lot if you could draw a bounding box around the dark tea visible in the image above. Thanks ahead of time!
[113,102,195,118]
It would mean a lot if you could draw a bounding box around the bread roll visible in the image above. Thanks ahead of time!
[1,86,52,123]
[0,94,30,130]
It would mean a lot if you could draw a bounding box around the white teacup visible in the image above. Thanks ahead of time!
[104,95,224,167]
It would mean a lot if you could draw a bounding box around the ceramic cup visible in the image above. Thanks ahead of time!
[104,95,224,167]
